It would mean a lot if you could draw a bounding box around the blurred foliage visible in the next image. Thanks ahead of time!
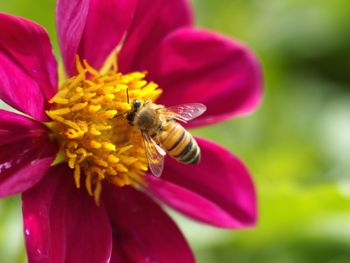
[1,0,350,262]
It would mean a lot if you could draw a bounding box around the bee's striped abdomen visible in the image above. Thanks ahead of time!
[157,122,200,164]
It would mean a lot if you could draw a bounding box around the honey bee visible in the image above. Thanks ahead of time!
[126,99,207,177]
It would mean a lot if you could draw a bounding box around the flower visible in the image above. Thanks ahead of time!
[0,0,262,262]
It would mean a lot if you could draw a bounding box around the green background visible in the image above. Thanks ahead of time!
[1,0,350,262]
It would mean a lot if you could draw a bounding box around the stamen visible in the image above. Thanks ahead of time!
[46,57,161,204]
[74,165,81,188]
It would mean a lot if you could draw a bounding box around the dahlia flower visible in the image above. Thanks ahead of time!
[0,0,262,262]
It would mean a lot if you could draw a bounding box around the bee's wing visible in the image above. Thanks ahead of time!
[159,103,207,122]
[142,133,166,177]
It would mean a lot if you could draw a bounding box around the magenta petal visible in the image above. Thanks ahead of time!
[103,186,195,263]
[0,110,57,197]
[56,0,89,76]
[147,28,263,128]
[119,0,192,72]
[146,137,257,228]
[0,13,58,121]
[78,0,138,71]
[57,0,137,75]
[22,164,112,263]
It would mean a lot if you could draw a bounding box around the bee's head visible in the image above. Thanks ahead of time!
[126,99,142,124]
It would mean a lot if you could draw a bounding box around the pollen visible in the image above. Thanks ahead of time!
[46,57,162,204]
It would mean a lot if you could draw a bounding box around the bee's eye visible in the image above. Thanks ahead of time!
[133,100,141,109]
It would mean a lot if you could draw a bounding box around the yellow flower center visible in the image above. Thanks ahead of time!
[46,57,161,204]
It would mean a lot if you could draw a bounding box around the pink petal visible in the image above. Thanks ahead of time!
[22,164,112,263]
[103,185,195,263]
[56,0,89,76]
[146,137,257,228]
[0,13,57,121]
[118,0,192,72]
[0,110,57,197]
[146,28,263,128]
[57,0,137,75]
[78,0,138,71]
[57,0,192,75]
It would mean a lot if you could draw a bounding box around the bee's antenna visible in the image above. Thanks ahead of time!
[126,88,130,104]
[114,88,131,119]
[114,112,127,118]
